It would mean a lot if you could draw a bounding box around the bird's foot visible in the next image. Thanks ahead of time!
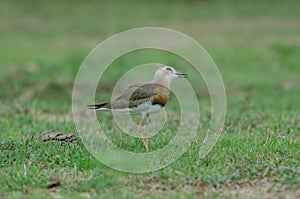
[141,138,148,152]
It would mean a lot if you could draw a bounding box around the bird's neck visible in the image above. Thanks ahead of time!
[153,76,171,88]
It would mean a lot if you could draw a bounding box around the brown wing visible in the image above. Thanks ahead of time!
[88,83,170,109]
[88,83,144,109]
[129,83,170,107]
[109,83,157,109]
[114,83,171,108]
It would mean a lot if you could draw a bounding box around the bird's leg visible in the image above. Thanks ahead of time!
[139,116,148,152]
[144,112,150,152]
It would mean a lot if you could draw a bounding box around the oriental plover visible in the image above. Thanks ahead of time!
[88,66,187,151]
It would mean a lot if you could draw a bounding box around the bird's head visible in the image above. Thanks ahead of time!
[154,66,187,86]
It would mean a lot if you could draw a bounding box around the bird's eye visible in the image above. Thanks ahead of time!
[166,67,172,72]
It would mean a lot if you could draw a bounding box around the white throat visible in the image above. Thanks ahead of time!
[153,73,173,88]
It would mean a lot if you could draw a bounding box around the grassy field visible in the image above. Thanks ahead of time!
[1,0,300,198]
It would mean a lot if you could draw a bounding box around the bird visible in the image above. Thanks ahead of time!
[88,66,187,151]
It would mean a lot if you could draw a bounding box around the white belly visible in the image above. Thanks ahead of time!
[130,101,162,115]
[98,101,163,116]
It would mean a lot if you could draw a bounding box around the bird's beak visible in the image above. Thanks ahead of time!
[175,72,188,78]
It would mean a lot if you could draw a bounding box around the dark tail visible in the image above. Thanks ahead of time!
[87,102,110,110]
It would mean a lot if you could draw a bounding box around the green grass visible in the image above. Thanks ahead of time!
[0,0,300,198]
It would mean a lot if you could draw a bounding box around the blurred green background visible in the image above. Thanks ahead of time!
[1,0,299,111]
[0,0,299,198]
